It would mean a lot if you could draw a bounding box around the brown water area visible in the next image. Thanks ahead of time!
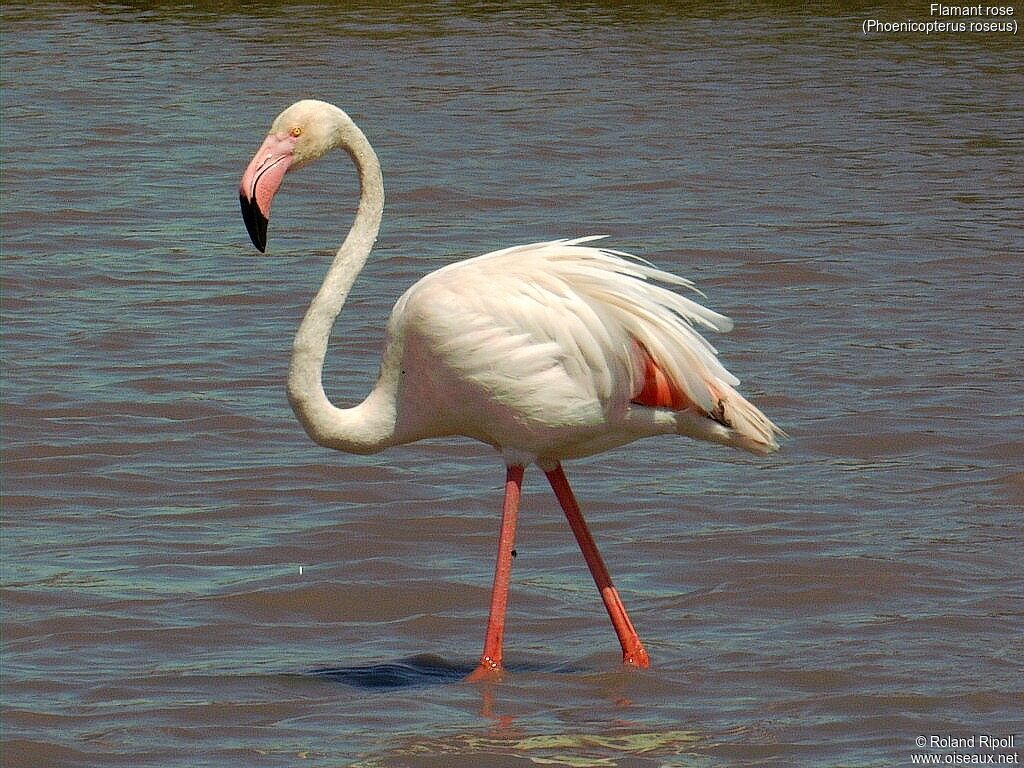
[2,2,1022,766]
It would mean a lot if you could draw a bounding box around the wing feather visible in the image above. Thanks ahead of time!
[390,236,781,452]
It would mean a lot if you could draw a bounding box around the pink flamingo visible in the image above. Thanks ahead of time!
[239,100,783,680]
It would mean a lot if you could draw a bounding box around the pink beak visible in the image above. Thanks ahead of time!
[239,132,297,252]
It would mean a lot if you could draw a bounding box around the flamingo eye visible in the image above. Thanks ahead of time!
[290,126,302,138]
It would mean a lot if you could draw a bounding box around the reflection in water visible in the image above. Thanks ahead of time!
[351,727,704,768]
[305,653,690,765]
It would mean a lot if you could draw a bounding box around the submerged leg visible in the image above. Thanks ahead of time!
[467,464,525,681]
[545,463,650,668]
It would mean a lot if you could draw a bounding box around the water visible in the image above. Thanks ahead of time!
[2,3,1022,766]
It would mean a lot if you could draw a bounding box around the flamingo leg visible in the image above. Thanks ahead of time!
[467,463,525,681]
[545,463,650,668]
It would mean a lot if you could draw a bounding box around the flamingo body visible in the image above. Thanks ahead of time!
[239,99,783,678]
[383,236,778,465]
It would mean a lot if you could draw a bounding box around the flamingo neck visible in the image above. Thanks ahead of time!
[286,118,396,454]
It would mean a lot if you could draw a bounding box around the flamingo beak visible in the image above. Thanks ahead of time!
[239,132,297,252]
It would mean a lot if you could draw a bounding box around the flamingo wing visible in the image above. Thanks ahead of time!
[383,237,779,456]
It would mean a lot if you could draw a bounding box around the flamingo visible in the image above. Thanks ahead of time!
[238,99,783,680]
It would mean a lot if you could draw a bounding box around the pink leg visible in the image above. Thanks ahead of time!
[467,464,525,681]
[545,463,650,668]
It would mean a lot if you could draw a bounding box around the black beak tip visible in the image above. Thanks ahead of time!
[239,192,268,253]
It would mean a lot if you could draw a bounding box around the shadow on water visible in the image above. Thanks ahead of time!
[305,654,592,689]
[307,654,472,689]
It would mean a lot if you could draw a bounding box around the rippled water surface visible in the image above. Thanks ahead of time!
[2,3,1022,766]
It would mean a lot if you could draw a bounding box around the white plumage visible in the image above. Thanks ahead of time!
[387,235,779,463]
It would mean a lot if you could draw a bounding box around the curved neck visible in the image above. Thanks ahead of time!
[286,118,395,454]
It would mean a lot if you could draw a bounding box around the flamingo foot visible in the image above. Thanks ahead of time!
[466,656,505,682]
[623,640,651,669]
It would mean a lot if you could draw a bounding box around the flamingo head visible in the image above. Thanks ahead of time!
[239,99,346,252]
